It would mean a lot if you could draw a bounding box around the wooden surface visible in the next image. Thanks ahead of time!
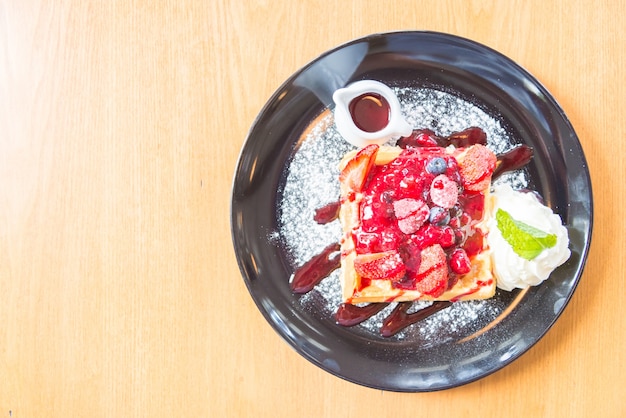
[0,1,623,416]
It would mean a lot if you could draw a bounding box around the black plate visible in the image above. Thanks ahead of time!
[230,32,593,392]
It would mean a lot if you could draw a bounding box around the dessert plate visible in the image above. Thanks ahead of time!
[230,31,592,391]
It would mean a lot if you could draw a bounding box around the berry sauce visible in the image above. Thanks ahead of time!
[397,127,488,148]
[314,201,341,224]
[290,242,340,294]
[492,144,534,179]
[335,302,389,327]
[349,93,390,133]
[381,301,452,337]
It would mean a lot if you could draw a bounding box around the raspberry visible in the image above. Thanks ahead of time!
[414,224,441,249]
[429,174,458,209]
[449,249,471,275]
[439,226,456,248]
[425,157,447,175]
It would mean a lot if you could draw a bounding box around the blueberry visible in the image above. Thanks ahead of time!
[429,206,450,225]
[426,157,447,175]
[449,204,463,219]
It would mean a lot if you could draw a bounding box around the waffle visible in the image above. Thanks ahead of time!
[338,144,497,303]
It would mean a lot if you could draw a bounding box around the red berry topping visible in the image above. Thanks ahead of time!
[439,226,456,248]
[346,140,491,294]
[414,224,440,249]
[393,198,423,218]
[354,250,406,281]
[414,132,439,147]
[459,144,496,192]
[449,248,471,275]
[413,244,448,297]
[429,174,458,209]
[393,198,429,234]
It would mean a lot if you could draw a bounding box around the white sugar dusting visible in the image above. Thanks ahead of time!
[278,86,529,341]
[279,113,349,267]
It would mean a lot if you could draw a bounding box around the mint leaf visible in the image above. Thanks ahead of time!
[496,208,557,260]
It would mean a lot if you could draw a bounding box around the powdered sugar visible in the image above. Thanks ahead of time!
[278,86,529,341]
[279,113,348,267]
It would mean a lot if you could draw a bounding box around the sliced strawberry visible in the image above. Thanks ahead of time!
[413,244,448,297]
[393,198,427,219]
[393,198,429,234]
[458,144,496,191]
[429,174,459,209]
[339,144,379,192]
[439,226,456,248]
[353,250,406,282]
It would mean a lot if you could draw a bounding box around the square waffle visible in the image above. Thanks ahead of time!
[338,143,497,303]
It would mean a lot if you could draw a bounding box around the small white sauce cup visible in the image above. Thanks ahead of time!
[332,80,413,147]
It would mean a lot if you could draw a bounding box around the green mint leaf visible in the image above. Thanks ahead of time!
[496,208,557,260]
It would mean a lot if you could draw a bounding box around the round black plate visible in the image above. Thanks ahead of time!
[230,32,593,391]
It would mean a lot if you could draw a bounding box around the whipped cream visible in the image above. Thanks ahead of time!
[486,184,570,291]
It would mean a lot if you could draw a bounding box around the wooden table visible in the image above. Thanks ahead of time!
[1,1,623,416]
